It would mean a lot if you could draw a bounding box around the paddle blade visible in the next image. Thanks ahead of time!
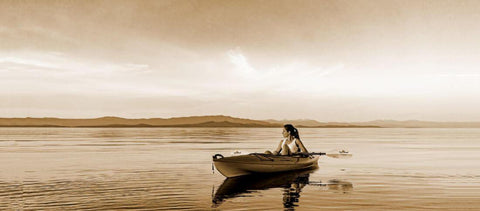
[326,150,352,159]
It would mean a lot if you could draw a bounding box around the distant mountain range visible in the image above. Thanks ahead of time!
[1,115,480,128]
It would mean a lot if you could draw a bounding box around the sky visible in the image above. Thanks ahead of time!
[1,0,480,121]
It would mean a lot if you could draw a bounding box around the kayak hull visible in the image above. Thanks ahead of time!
[213,153,320,177]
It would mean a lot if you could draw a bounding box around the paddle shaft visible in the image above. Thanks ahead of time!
[302,152,352,158]
[290,152,326,157]
[308,152,327,156]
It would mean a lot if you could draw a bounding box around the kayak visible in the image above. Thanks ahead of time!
[212,153,320,177]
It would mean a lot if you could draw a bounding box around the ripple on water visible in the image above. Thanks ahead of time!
[0,170,206,210]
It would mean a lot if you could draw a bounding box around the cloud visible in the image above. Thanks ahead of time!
[227,49,255,73]
[0,56,59,70]
[0,51,151,75]
[224,49,341,94]
[437,73,480,78]
[0,51,153,73]
[0,51,161,96]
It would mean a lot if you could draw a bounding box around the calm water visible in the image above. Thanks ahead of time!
[1,128,479,210]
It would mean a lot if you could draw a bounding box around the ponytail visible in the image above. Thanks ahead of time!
[284,124,300,140]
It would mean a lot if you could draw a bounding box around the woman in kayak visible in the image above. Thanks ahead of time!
[266,124,309,155]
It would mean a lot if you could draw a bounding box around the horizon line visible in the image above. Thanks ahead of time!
[2,115,480,123]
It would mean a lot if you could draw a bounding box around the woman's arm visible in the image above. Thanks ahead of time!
[273,140,283,155]
[296,139,309,153]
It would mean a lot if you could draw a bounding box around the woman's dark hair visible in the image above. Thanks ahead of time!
[284,124,300,139]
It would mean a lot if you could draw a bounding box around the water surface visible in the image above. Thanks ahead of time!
[1,128,479,210]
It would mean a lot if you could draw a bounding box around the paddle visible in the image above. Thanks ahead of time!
[302,150,352,159]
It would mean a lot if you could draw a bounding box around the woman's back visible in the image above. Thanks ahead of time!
[282,138,299,153]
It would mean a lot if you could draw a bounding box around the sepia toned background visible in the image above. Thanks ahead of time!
[2,1,480,210]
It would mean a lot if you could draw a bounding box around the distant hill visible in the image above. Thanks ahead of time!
[264,119,379,128]
[264,119,480,128]
[1,116,479,128]
[0,115,279,127]
[354,120,480,128]
[265,119,326,127]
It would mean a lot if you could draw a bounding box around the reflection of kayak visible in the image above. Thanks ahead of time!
[212,153,320,177]
[212,168,353,209]
[212,169,315,208]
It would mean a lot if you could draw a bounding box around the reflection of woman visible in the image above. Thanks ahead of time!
[283,174,309,210]
[266,124,309,155]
